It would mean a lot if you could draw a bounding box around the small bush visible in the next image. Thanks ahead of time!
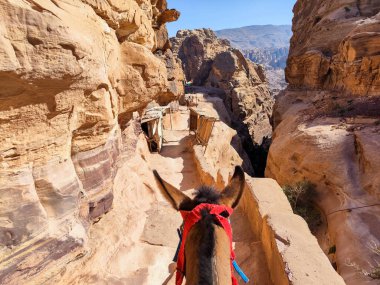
[283,180,322,232]
[346,240,380,280]
[368,241,380,279]
[369,267,380,279]
[283,180,317,208]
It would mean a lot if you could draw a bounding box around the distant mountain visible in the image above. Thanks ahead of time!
[215,25,292,50]
[243,47,289,69]
[216,25,292,95]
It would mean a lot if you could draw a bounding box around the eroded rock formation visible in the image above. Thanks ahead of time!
[286,0,380,96]
[1,0,378,284]
[171,29,274,176]
[0,0,182,283]
[266,1,380,284]
[215,25,292,96]
[243,47,289,94]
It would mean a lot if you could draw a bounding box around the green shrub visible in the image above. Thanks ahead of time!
[283,180,322,232]
[283,180,315,205]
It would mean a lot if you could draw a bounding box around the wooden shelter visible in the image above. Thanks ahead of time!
[141,103,180,152]
[189,107,217,147]
[141,108,165,153]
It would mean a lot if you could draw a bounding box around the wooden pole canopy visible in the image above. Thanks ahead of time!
[141,107,168,153]
[189,107,217,148]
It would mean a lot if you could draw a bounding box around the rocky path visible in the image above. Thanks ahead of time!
[149,107,200,194]
[58,105,273,285]
[145,106,273,285]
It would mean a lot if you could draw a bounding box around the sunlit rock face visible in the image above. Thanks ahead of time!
[0,0,182,283]
[215,25,292,95]
[267,1,380,284]
[286,0,380,96]
[171,29,274,176]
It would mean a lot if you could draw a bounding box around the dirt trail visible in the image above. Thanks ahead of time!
[149,107,200,194]
[146,106,273,285]
[57,104,274,285]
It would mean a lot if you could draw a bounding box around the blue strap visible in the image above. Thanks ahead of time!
[173,228,182,262]
[232,260,249,283]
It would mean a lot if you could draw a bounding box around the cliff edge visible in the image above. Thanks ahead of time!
[267,1,380,284]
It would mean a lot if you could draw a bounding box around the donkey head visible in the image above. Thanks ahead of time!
[153,166,245,285]
[153,166,245,211]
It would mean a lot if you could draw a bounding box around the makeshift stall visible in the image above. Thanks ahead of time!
[189,107,217,147]
[141,109,164,153]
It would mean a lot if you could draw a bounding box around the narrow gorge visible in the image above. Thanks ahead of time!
[170,28,274,177]
[0,1,379,285]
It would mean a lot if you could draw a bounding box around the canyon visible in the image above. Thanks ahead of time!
[242,47,289,94]
[216,25,292,95]
[0,0,379,285]
[170,28,273,176]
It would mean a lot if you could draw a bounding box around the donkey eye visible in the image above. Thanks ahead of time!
[220,211,230,218]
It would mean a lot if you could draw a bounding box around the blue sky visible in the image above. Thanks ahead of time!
[166,0,296,36]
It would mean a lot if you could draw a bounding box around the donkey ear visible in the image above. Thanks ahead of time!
[153,170,192,210]
[220,166,245,208]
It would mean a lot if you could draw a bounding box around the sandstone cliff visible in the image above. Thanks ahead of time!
[1,0,377,284]
[171,29,274,176]
[50,92,344,285]
[0,0,182,283]
[266,1,380,284]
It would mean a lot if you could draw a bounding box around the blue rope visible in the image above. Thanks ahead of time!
[233,260,250,283]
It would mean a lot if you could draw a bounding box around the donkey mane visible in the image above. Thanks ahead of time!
[178,185,221,211]
[190,186,222,285]
[153,166,245,285]
[193,186,221,205]
[198,208,216,285]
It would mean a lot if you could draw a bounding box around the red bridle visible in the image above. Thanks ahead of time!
[176,203,238,285]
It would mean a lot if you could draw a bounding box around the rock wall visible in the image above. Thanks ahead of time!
[267,1,380,284]
[215,25,292,96]
[286,0,380,96]
[191,98,345,285]
[0,0,182,283]
[171,29,274,176]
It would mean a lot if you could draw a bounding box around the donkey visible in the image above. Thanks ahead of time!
[153,166,245,285]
